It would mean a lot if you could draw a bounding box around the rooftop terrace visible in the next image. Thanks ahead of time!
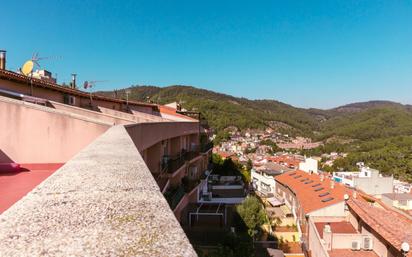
[0,126,196,256]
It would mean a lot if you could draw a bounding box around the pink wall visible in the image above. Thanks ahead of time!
[0,97,109,164]
[173,184,199,221]
[98,106,163,123]
[308,218,330,257]
[50,101,134,125]
[125,122,199,153]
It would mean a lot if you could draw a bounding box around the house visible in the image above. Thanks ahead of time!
[333,166,393,197]
[299,157,318,174]
[381,193,412,211]
[275,170,352,243]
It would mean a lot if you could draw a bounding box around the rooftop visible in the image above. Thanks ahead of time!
[0,126,196,256]
[275,170,352,214]
[0,163,63,213]
[328,249,379,257]
[348,198,412,256]
[314,221,357,238]
[382,193,412,200]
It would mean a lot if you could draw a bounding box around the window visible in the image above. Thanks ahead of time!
[399,200,408,206]
[318,192,330,197]
[260,182,271,192]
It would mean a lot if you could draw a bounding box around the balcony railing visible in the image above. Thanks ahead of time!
[201,142,213,153]
[164,185,186,210]
[161,149,201,174]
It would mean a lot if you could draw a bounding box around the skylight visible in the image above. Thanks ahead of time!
[314,187,324,192]
[318,192,330,197]
[321,197,334,202]
[311,183,321,187]
[293,175,302,179]
[304,180,313,184]
[288,172,297,176]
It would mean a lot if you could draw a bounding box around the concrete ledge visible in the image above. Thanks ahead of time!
[0,126,196,257]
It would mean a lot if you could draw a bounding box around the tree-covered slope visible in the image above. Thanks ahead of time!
[98,85,318,135]
[98,85,412,141]
[318,106,412,140]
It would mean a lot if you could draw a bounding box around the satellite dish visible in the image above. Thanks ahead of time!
[21,60,34,76]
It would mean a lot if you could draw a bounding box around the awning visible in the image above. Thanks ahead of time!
[267,197,283,207]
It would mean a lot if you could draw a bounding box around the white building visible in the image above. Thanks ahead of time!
[31,69,56,83]
[381,193,412,211]
[333,166,393,197]
[251,169,277,196]
[299,157,318,174]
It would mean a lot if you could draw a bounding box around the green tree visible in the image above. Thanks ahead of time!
[236,196,268,239]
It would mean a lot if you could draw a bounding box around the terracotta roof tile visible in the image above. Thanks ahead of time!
[158,105,198,121]
[348,198,412,256]
[315,221,357,238]
[275,170,352,214]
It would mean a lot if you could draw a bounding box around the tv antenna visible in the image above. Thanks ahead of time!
[21,53,62,76]
[83,80,108,90]
[83,80,108,105]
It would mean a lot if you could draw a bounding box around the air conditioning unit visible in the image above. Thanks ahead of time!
[351,241,361,251]
[63,94,76,106]
[362,236,373,250]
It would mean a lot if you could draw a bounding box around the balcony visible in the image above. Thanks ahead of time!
[200,142,213,153]
[161,149,201,174]
[164,185,186,210]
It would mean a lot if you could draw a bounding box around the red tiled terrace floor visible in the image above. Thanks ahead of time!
[315,221,357,238]
[0,163,63,213]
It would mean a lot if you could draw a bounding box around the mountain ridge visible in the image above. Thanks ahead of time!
[97,85,412,140]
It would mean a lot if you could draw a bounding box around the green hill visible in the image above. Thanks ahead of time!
[98,85,412,141]
[99,85,319,136]
[98,85,412,181]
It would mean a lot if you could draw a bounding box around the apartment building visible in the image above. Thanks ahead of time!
[274,169,412,257]
[0,54,212,256]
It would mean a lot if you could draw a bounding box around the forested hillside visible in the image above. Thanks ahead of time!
[98,85,412,180]
[98,85,412,141]
[99,85,319,136]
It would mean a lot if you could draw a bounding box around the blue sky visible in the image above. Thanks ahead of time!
[2,0,411,108]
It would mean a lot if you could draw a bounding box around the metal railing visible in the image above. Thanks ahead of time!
[164,185,186,210]
[161,148,201,174]
[201,142,213,153]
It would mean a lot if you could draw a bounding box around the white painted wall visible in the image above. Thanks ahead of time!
[252,169,276,194]
[299,157,318,174]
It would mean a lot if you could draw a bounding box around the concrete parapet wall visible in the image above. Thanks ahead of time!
[125,122,199,152]
[0,96,109,163]
[0,126,196,257]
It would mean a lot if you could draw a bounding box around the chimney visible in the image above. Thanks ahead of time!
[71,73,77,89]
[323,223,332,250]
[0,50,6,70]
[330,180,335,189]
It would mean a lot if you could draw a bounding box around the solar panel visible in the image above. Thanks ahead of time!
[311,183,321,187]
[314,187,324,192]
[318,192,330,197]
[321,197,334,202]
